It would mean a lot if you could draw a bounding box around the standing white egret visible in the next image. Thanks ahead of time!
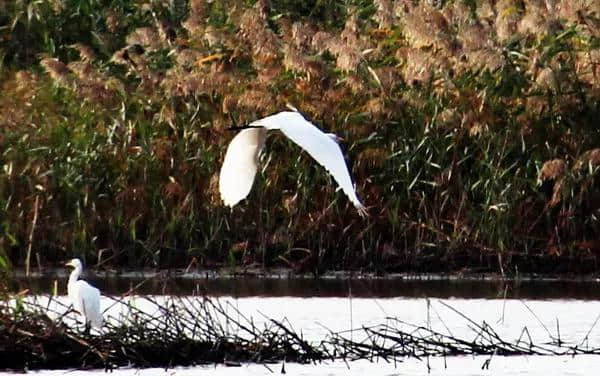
[219,109,367,216]
[65,258,103,330]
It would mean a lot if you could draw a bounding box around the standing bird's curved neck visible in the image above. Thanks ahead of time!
[69,264,82,285]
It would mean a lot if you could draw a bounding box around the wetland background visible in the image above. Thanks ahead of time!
[1,0,600,279]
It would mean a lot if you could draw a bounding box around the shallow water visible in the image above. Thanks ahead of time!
[6,275,600,375]
[9,294,600,375]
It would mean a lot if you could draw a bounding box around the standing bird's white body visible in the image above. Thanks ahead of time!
[65,258,103,330]
[219,110,367,216]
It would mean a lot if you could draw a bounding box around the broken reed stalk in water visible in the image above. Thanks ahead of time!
[1,296,600,370]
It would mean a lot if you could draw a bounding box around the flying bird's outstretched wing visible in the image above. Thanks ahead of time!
[253,111,367,216]
[219,127,267,207]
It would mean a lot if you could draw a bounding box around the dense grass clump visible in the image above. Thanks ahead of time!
[1,0,599,275]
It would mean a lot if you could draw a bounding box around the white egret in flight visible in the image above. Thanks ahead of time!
[65,258,103,331]
[219,109,367,216]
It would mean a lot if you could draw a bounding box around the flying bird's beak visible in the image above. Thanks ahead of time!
[65,260,73,267]
[226,124,262,131]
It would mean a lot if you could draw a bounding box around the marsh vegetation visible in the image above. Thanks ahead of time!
[0,0,599,275]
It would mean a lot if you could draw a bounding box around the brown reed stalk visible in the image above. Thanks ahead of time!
[25,195,39,277]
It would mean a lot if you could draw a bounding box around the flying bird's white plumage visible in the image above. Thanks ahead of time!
[219,110,367,216]
[65,258,103,330]
[219,127,267,207]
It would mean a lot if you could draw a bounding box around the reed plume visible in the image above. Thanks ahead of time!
[40,58,72,86]
[126,27,165,51]
[538,159,567,184]
[494,0,523,42]
[239,8,280,65]
[374,0,394,29]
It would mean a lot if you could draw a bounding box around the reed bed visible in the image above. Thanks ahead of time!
[2,294,600,370]
[0,294,327,370]
[329,301,600,361]
[1,0,600,275]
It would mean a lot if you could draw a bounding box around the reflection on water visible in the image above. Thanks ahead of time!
[9,272,600,300]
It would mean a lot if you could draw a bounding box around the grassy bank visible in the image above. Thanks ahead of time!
[1,0,600,275]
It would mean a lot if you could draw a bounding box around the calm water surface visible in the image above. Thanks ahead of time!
[6,272,600,375]
[10,271,600,300]
[7,295,600,376]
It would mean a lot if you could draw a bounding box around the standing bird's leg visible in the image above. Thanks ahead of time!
[82,303,91,334]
